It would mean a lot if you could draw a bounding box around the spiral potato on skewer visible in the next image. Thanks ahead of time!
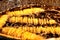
[0,4,60,40]
[2,26,60,37]
[2,27,45,40]
[8,17,57,25]
[6,8,45,17]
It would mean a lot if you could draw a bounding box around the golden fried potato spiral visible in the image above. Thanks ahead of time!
[18,26,58,34]
[8,17,57,25]
[2,27,45,40]
[6,8,45,17]
[2,26,60,36]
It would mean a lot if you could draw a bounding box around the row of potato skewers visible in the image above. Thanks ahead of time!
[0,8,46,40]
[0,8,45,29]
[0,7,60,40]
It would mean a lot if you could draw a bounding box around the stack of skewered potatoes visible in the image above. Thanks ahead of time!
[0,7,60,40]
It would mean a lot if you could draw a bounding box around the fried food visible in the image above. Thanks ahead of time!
[2,26,60,35]
[9,17,57,25]
[2,27,45,40]
[0,15,9,29]
[6,8,45,17]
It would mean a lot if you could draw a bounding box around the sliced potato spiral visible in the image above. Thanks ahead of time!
[2,27,44,40]
[8,17,57,25]
[6,8,45,17]
[2,26,60,36]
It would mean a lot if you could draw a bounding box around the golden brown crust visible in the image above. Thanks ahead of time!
[8,16,56,25]
[0,15,10,29]
[6,8,45,17]
[2,26,60,36]
[2,27,45,40]
[0,0,60,40]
